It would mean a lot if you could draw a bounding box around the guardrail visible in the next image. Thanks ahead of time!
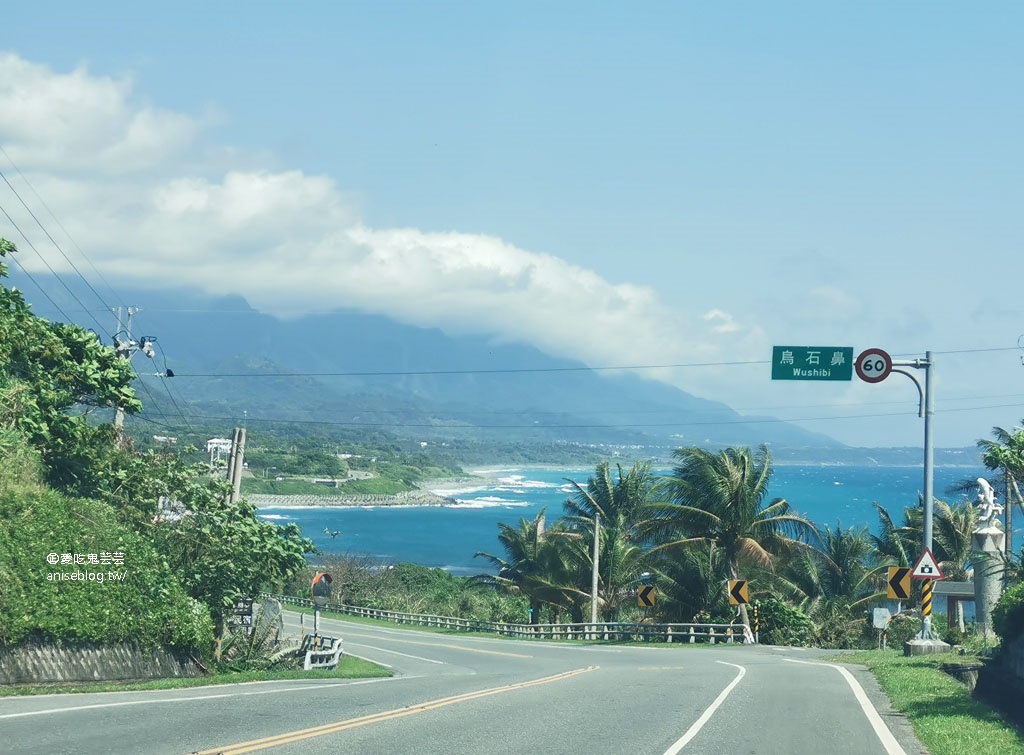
[300,633,344,670]
[263,593,750,644]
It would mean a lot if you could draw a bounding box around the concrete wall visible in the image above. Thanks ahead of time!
[0,641,202,685]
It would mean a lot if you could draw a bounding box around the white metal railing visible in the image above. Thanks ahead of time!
[263,593,750,644]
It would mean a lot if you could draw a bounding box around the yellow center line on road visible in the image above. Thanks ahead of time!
[193,665,598,754]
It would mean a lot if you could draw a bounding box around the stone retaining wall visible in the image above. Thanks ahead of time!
[0,641,202,685]
[975,634,1024,725]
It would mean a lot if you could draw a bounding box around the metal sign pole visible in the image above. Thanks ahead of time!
[891,352,944,645]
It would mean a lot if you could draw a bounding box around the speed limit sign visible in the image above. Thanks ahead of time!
[856,348,893,383]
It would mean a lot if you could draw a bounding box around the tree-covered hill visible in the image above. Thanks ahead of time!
[0,237,313,661]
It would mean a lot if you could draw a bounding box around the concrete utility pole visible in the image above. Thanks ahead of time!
[111,303,155,438]
[590,512,600,626]
[228,427,247,504]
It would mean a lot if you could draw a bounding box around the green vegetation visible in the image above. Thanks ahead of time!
[0,237,313,671]
[0,435,212,650]
[289,559,528,623]
[841,651,1024,755]
[458,448,1000,650]
[241,441,463,496]
[993,581,1024,643]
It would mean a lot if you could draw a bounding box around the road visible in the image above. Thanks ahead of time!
[0,612,927,754]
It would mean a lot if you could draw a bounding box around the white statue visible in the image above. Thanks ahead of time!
[976,478,1004,530]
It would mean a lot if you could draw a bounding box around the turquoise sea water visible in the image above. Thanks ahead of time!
[258,465,991,576]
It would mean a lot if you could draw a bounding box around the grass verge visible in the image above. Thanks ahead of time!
[0,654,390,697]
[839,650,1023,755]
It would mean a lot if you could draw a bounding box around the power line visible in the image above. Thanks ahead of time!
[0,165,115,318]
[0,199,110,333]
[0,146,123,306]
[172,346,1022,380]
[138,399,1024,432]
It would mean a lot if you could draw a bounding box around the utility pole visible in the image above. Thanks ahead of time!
[228,427,247,504]
[891,351,948,652]
[112,306,145,441]
[590,511,600,626]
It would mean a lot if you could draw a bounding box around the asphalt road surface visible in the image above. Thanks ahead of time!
[0,612,927,754]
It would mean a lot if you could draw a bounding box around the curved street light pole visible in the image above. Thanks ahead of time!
[891,351,940,642]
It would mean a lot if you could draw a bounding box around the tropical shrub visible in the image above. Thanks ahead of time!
[0,473,213,652]
[992,579,1024,642]
[756,598,814,646]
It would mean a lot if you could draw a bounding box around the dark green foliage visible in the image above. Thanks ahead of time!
[993,580,1024,642]
[152,494,313,630]
[885,611,924,646]
[0,457,212,651]
[291,558,528,623]
[756,598,815,646]
[0,239,314,658]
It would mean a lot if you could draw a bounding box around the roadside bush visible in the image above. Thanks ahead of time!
[0,483,213,653]
[287,557,529,623]
[992,579,1024,642]
[813,602,872,649]
[885,611,922,647]
[757,598,815,646]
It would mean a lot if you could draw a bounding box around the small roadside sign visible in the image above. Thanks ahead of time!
[912,548,944,580]
[771,346,854,381]
[872,607,892,630]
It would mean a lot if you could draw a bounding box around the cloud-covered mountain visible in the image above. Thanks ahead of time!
[39,280,841,450]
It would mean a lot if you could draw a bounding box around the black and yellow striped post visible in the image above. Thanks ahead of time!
[753,602,760,644]
[921,579,934,621]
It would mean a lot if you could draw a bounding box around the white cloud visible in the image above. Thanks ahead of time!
[703,309,741,334]
[0,54,200,174]
[0,53,771,412]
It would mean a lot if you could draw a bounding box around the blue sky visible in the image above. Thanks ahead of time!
[1,2,1022,448]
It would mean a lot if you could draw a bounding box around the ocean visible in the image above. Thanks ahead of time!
[258,464,992,576]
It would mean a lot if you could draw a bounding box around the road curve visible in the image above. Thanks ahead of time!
[0,612,926,755]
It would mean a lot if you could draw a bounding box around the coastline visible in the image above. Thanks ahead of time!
[249,489,458,509]
[249,473,495,509]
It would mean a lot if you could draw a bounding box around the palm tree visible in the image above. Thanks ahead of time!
[774,522,884,646]
[871,502,920,568]
[645,542,730,622]
[474,509,565,624]
[978,424,1024,554]
[647,445,817,627]
[561,461,658,621]
[932,498,978,633]
[932,499,978,581]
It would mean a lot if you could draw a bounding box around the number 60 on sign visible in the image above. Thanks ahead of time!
[855,348,893,384]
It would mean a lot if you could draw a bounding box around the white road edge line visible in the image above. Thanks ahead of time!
[662,661,746,755]
[784,659,908,755]
[0,678,396,720]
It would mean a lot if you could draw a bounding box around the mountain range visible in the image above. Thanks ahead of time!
[12,273,987,463]
[24,279,838,452]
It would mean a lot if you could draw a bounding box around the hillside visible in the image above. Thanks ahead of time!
[18,276,843,451]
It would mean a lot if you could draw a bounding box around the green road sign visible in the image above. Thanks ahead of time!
[771,346,854,381]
